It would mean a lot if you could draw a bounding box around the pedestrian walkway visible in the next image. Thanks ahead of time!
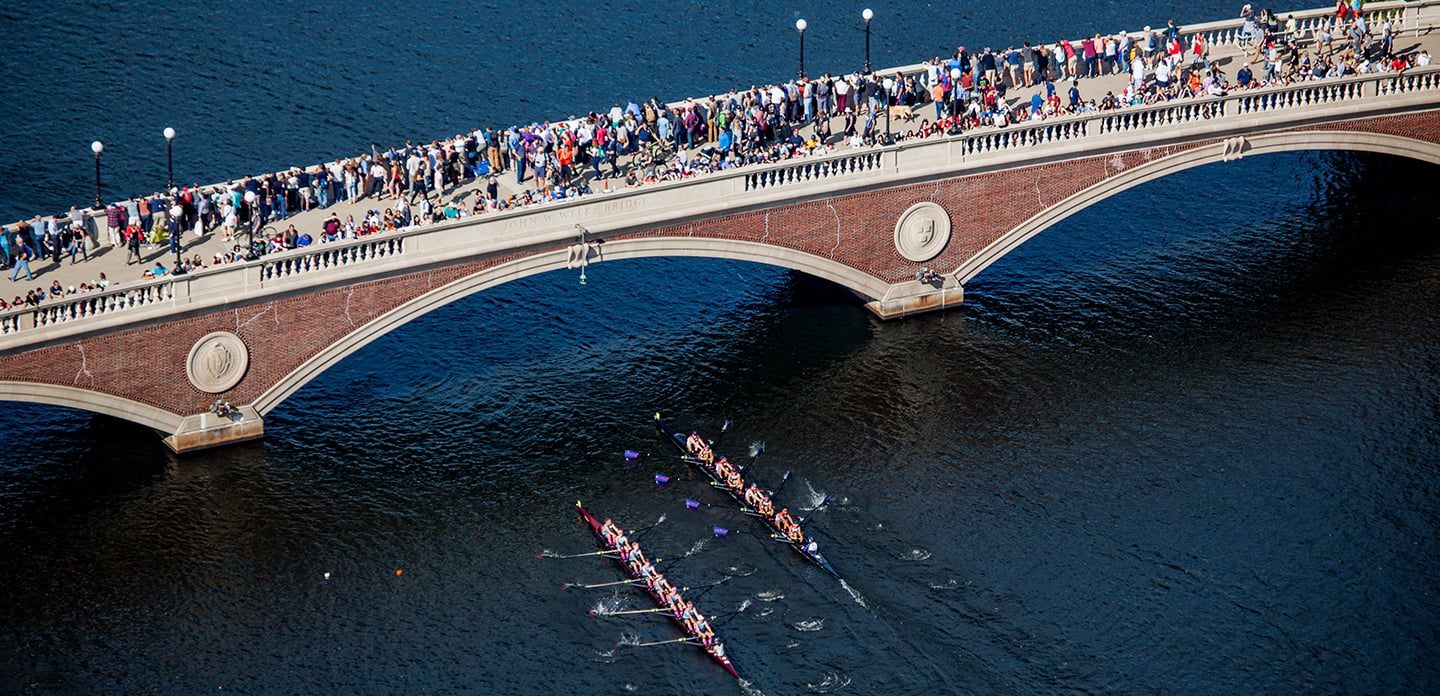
[5,3,1437,308]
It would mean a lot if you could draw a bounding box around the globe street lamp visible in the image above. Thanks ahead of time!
[862,8,874,74]
[91,140,104,209]
[796,18,807,78]
[164,127,176,190]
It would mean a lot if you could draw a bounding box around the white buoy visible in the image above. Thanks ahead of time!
[323,572,331,580]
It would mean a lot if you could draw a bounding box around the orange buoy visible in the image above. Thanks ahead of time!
[395,569,403,576]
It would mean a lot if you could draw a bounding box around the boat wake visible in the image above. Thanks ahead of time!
[804,671,852,693]
[589,647,620,664]
[839,579,868,608]
[756,589,785,602]
[738,678,767,696]
[722,563,757,577]
[589,590,626,616]
[616,630,642,647]
[748,440,765,458]
[898,548,932,562]
[928,578,965,591]
[682,538,708,557]
[802,481,827,510]
[787,616,825,632]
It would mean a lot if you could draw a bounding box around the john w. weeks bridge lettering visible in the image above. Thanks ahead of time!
[3,1,1440,452]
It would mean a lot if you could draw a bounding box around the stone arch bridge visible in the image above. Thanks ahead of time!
[4,37,1440,451]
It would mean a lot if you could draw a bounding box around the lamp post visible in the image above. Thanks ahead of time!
[796,18,807,78]
[164,127,176,190]
[862,8,873,74]
[91,140,104,209]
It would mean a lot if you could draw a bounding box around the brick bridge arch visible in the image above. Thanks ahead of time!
[954,127,1440,283]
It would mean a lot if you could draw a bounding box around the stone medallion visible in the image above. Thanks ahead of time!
[893,202,952,262]
[186,331,249,393]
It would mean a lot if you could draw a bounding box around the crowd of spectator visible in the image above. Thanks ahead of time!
[3,1,1431,310]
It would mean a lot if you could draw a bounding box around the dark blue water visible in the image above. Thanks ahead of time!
[3,2,1440,694]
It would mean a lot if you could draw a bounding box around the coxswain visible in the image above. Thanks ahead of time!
[805,537,819,555]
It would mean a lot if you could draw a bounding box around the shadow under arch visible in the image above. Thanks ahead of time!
[252,238,887,416]
[0,382,184,432]
[953,130,1440,284]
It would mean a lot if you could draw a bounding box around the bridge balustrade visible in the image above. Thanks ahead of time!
[1185,0,1424,50]
[259,236,407,281]
[744,152,883,191]
[10,281,177,334]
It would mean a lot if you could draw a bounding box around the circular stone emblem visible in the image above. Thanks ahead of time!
[186,331,249,393]
[893,202,952,262]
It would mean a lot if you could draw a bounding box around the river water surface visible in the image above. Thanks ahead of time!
[2,1,1438,694]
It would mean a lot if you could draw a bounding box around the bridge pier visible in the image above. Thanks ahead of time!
[863,279,965,320]
[162,406,265,454]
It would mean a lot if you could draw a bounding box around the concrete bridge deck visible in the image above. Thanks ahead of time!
[9,1,1437,305]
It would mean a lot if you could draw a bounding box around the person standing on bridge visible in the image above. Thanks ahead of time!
[9,234,35,282]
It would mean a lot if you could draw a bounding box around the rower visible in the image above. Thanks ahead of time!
[724,467,742,490]
[600,519,619,545]
[755,493,774,517]
[743,483,761,509]
[686,432,705,454]
[714,456,730,478]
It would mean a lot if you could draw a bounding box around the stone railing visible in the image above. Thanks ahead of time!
[743,151,884,191]
[258,235,407,282]
[2,278,177,336]
[2,61,1439,348]
[1179,0,1433,50]
[737,63,1440,190]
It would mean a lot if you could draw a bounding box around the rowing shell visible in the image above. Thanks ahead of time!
[574,501,740,679]
[653,416,841,579]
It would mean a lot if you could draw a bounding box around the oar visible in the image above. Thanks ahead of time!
[741,442,766,470]
[592,606,672,617]
[768,469,792,498]
[653,473,710,486]
[563,578,644,590]
[631,514,667,541]
[710,599,753,625]
[687,576,730,601]
[798,496,832,526]
[537,549,621,559]
[621,636,700,648]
